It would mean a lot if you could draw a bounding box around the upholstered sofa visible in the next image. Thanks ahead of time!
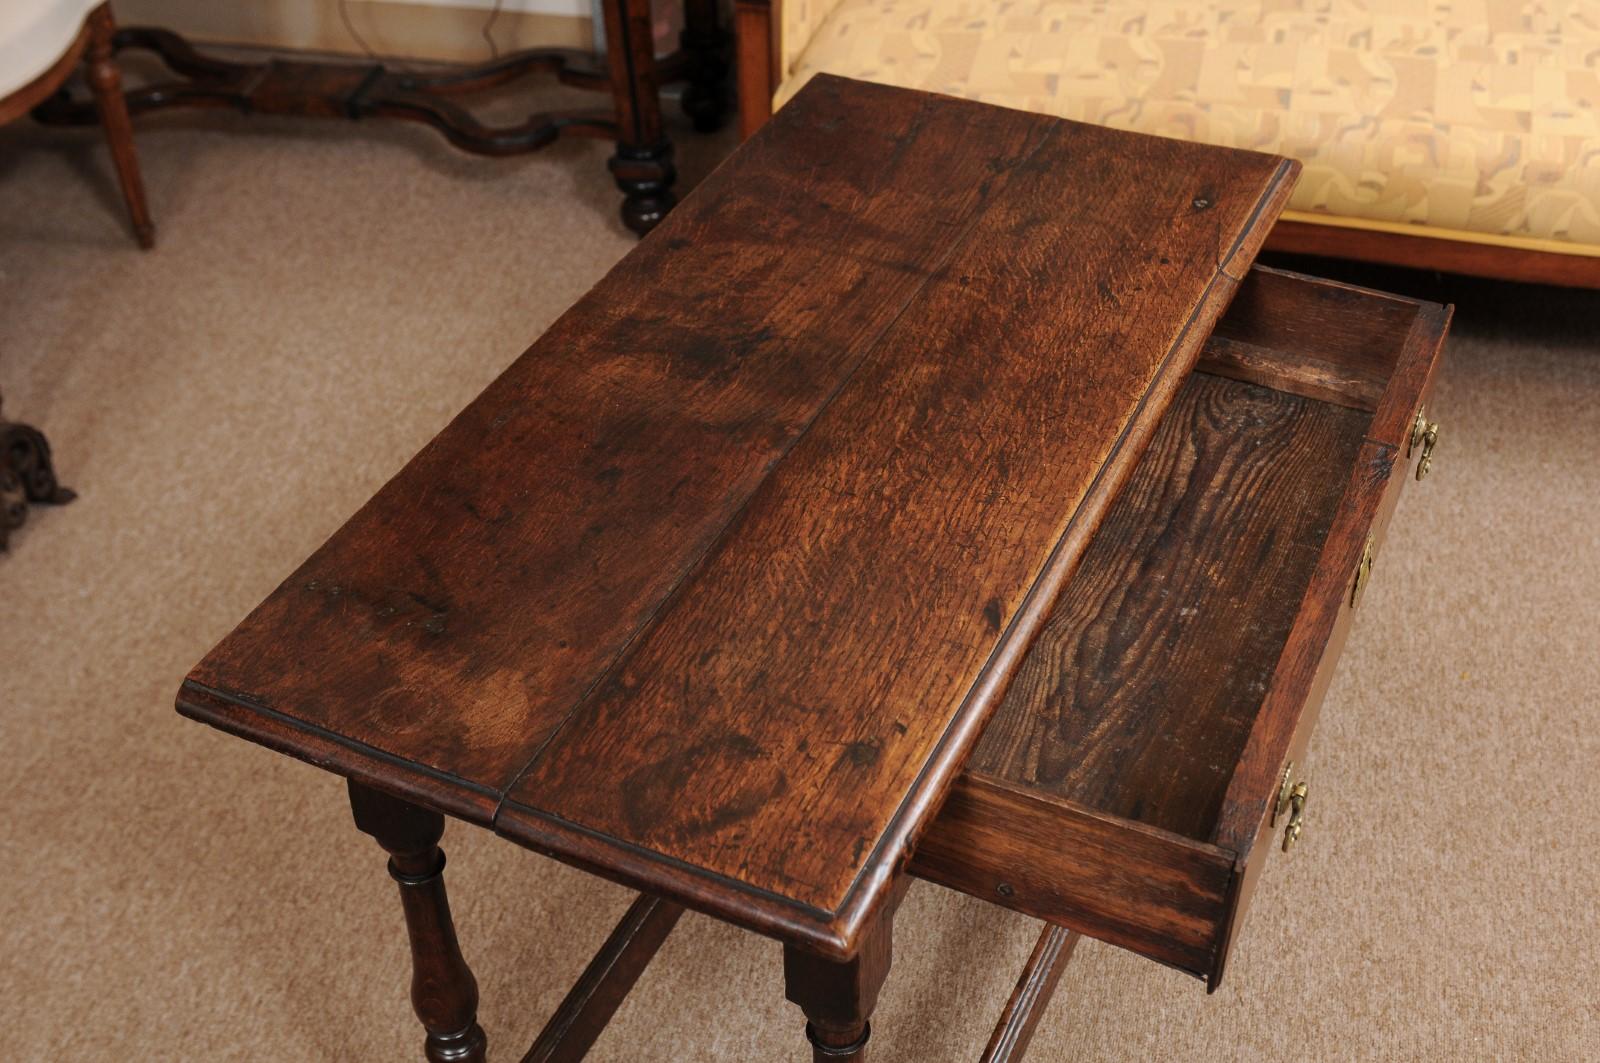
[735,0,1600,288]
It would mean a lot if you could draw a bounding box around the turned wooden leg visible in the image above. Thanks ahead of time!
[783,885,904,1063]
[600,0,675,235]
[84,4,154,249]
[349,780,488,1063]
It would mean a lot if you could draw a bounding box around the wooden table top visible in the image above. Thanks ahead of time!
[179,75,1297,959]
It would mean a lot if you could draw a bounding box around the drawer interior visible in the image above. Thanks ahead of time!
[964,368,1366,842]
[912,265,1450,985]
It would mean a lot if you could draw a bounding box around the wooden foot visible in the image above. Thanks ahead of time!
[521,893,683,1063]
[601,0,676,235]
[84,5,154,249]
[609,142,676,236]
[348,781,487,1063]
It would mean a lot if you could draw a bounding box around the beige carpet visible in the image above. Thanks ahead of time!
[2,86,1597,1063]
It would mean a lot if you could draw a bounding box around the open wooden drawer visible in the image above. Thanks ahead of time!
[911,265,1451,989]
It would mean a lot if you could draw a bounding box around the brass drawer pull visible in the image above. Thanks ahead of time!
[1281,782,1308,852]
[1409,407,1440,481]
[1273,761,1310,852]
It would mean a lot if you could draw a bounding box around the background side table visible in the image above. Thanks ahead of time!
[32,0,728,234]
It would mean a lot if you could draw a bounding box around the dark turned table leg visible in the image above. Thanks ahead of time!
[348,780,488,1063]
[784,930,890,1062]
[602,0,676,235]
[783,880,906,1062]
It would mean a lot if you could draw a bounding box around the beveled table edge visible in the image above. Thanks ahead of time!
[177,681,502,825]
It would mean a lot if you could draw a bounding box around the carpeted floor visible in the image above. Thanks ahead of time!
[2,82,1597,1063]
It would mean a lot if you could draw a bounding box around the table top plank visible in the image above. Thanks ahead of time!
[179,78,1052,822]
[497,80,1297,953]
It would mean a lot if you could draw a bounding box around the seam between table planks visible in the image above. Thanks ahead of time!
[492,115,1065,831]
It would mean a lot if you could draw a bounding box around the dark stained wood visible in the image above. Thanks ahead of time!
[734,0,778,140]
[181,76,1299,961]
[1196,334,1384,411]
[1214,302,1451,856]
[498,79,1298,957]
[601,0,675,232]
[348,781,488,1063]
[1209,267,1422,385]
[910,774,1234,978]
[1266,216,1600,290]
[783,877,907,1062]
[917,268,1450,989]
[34,25,614,138]
[979,924,1078,1063]
[521,894,683,1063]
[30,0,725,236]
[179,78,1077,826]
[679,0,731,132]
[1366,303,1454,452]
[965,371,1369,840]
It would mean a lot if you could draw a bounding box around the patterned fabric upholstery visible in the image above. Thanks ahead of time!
[782,0,852,87]
[776,1,1600,248]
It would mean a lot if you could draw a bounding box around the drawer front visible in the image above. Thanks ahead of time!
[1209,300,1452,985]
[909,774,1235,979]
[912,270,1452,990]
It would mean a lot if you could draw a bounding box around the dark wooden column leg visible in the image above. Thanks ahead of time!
[84,4,155,249]
[348,780,488,1063]
[783,884,904,1063]
[601,0,676,235]
[679,0,730,133]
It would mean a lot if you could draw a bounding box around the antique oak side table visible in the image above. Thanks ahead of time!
[178,76,1449,1060]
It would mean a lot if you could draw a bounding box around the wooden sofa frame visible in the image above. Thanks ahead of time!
[734,0,1600,290]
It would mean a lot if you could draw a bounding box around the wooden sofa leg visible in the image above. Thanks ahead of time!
[734,0,777,140]
[84,4,154,249]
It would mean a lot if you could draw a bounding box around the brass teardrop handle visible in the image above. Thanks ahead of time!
[1409,407,1440,481]
[1281,782,1308,852]
[1273,761,1309,852]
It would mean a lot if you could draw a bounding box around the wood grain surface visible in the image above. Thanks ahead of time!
[965,371,1369,840]
[180,75,1299,958]
[917,279,1448,988]
[181,77,1055,822]
[912,773,1233,977]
